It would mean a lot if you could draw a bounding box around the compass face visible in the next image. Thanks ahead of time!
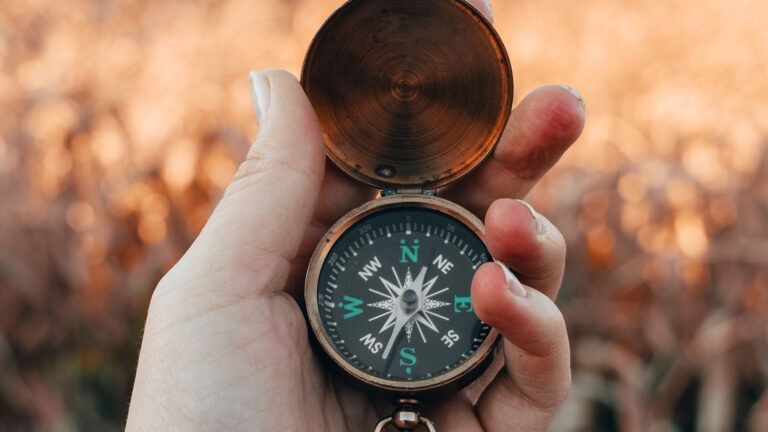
[307,197,496,390]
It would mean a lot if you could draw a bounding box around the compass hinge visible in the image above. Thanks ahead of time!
[382,187,437,197]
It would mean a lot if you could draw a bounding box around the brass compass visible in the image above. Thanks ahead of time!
[302,0,513,430]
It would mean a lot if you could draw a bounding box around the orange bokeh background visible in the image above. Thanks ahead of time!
[1,0,767,430]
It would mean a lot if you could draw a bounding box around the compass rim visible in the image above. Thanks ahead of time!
[304,195,500,393]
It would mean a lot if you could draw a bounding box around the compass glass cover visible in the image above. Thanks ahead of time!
[316,207,492,382]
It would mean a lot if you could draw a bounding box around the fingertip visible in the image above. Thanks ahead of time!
[261,69,321,130]
[472,262,567,358]
[525,85,586,144]
[485,199,541,255]
[260,68,298,84]
[493,84,585,182]
[471,262,518,327]
[243,68,324,177]
[472,262,503,304]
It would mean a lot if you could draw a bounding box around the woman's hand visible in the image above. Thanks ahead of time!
[126,2,585,430]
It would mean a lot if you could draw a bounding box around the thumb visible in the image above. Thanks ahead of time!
[180,69,325,293]
[472,262,571,430]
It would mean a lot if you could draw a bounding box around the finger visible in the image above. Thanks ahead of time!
[175,69,327,294]
[444,85,585,216]
[485,198,566,299]
[282,160,374,297]
[472,264,571,431]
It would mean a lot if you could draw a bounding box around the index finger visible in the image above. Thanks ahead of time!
[444,85,586,216]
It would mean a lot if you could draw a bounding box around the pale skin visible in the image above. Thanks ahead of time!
[126,1,586,430]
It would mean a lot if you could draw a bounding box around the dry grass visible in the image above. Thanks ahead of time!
[0,0,767,430]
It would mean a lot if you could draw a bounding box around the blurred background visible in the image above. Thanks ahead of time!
[1,0,767,430]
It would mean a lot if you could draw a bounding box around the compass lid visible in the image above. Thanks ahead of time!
[301,0,513,189]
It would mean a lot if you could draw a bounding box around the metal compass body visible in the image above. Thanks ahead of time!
[307,196,498,392]
[300,0,514,427]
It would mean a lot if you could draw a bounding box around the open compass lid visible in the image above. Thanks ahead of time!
[301,0,513,190]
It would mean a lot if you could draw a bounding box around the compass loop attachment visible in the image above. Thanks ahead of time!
[374,399,437,432]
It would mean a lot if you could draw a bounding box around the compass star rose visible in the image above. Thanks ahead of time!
[367,267,451,344]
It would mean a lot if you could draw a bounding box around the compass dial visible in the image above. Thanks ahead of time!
[307,196,497,391]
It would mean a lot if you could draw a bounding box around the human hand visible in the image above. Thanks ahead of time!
[126,1,585,430]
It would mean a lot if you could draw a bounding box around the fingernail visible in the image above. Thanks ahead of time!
[557,84,585,113]
[495,262,528,298]
[481,0,493,15]
[515,199,546,236]
[249,71,271,124]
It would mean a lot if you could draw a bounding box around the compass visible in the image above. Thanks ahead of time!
[302,0,513,430]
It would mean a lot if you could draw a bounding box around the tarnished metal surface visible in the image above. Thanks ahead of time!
[301,0,513,189]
